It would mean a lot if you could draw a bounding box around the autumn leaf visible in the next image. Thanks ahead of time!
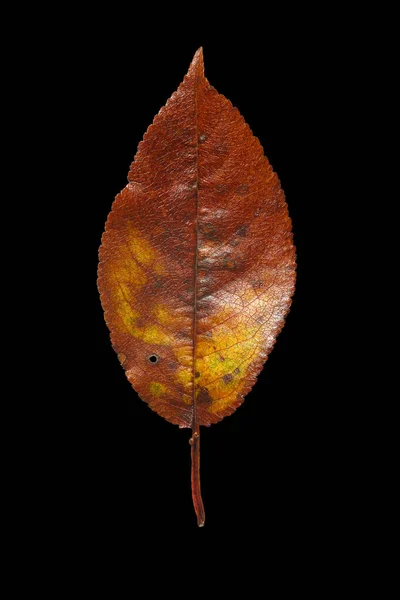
[98,48,296,526]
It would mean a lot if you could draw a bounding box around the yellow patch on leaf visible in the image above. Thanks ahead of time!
[195,309,262,413]
[174,365,193,389]
[126,227,166,275]
[133,324,171,345]
[173,345,193,368]
[182,394,192,405]
[154,261,166,275]
[149,382,167,397]
[126,228,156,265]
[154,305,175,325]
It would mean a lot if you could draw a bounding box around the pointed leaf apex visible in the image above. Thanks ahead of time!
[188,47,205,79]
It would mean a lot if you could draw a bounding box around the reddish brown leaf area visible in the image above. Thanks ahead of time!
[98,49,296,525]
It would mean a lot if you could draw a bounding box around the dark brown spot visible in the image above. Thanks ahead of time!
[215,184,228,194]
[252,280,264,289]
[223,258,237,270]
[148,354,159,364]
[198,387,212,406]
[168,361,178,370]
[236,225,248,237]
[236,184,249,195]
[200,222,218,241]
[219,355,225,361]
[195,371,201,378]
[234,368,240,375]
[223,374,233,384]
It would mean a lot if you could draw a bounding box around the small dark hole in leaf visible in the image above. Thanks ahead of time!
[148,355,159,364]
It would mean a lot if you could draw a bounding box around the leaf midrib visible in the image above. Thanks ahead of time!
[191,65,200,430]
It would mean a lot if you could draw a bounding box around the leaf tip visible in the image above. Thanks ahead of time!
[188,47,205,79]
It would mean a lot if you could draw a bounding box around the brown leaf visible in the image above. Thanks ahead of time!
[98,48,296,526]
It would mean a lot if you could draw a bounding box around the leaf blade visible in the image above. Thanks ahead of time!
[99,49,295,427]
[98,48,296,525]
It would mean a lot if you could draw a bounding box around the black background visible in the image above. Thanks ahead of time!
[6,5,392,589]
[36,18,362,557]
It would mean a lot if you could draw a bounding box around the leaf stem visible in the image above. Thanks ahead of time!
[190,423,205,527]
